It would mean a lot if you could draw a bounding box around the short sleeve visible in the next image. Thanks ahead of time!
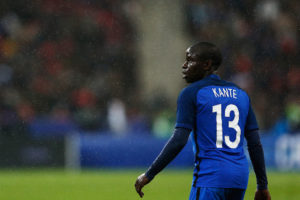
[245,103,259,132]
[175,88,196,130]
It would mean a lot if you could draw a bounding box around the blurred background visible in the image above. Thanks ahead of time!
[0,0,300,199]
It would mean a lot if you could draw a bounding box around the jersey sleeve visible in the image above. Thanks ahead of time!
[245,103,259,131]
[175,88,196,130]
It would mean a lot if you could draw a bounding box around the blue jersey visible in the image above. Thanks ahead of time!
[175,74,258,189]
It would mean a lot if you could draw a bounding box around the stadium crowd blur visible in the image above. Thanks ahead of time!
[0,0,142,139]
[0,0,299,141]
[185,0,300,135]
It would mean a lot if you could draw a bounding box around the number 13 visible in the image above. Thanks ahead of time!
[212,104,241,149]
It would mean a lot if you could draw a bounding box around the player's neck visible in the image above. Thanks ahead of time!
[202,69,215,79]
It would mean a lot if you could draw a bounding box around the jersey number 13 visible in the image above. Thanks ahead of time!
[212,104,241,149]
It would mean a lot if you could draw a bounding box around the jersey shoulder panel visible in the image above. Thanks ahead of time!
[177,79,214,104]
[175,80,213,130]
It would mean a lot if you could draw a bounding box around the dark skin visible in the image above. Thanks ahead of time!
[255,189,271,200]
[134,173,150,198]
[135,45,271,200]
[182,46,215,83]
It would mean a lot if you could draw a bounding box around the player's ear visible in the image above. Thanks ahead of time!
[203,60,212,71]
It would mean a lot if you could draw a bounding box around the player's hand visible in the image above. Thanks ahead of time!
[254,189,271,200]
[135,173,150,198]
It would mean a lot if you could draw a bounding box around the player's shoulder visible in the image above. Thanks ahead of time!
[178,80,206,98]
[178,75,250,101]
[178,85,196,101]
[177,82,204,105]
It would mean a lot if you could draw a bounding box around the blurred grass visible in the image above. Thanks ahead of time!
[0,169,299,200]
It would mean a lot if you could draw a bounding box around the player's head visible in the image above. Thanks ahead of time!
[182,42,222,83]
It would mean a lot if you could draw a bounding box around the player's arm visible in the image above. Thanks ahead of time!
[245,129,271,200]
[145,127,191,180]
[245,103,271,200]
[135,87,195,198]
[135,127,191,198]
[245,129,268,189]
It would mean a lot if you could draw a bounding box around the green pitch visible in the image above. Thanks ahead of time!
[0,169,299,200]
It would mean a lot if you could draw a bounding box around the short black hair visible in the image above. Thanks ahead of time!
[190,42,222,70]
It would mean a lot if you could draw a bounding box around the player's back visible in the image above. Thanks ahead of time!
[177,74,253,189]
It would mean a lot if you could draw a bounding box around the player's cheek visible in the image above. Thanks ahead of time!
[187,64,195,71]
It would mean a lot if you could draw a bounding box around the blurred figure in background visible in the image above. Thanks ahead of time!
[107,98,127,135]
